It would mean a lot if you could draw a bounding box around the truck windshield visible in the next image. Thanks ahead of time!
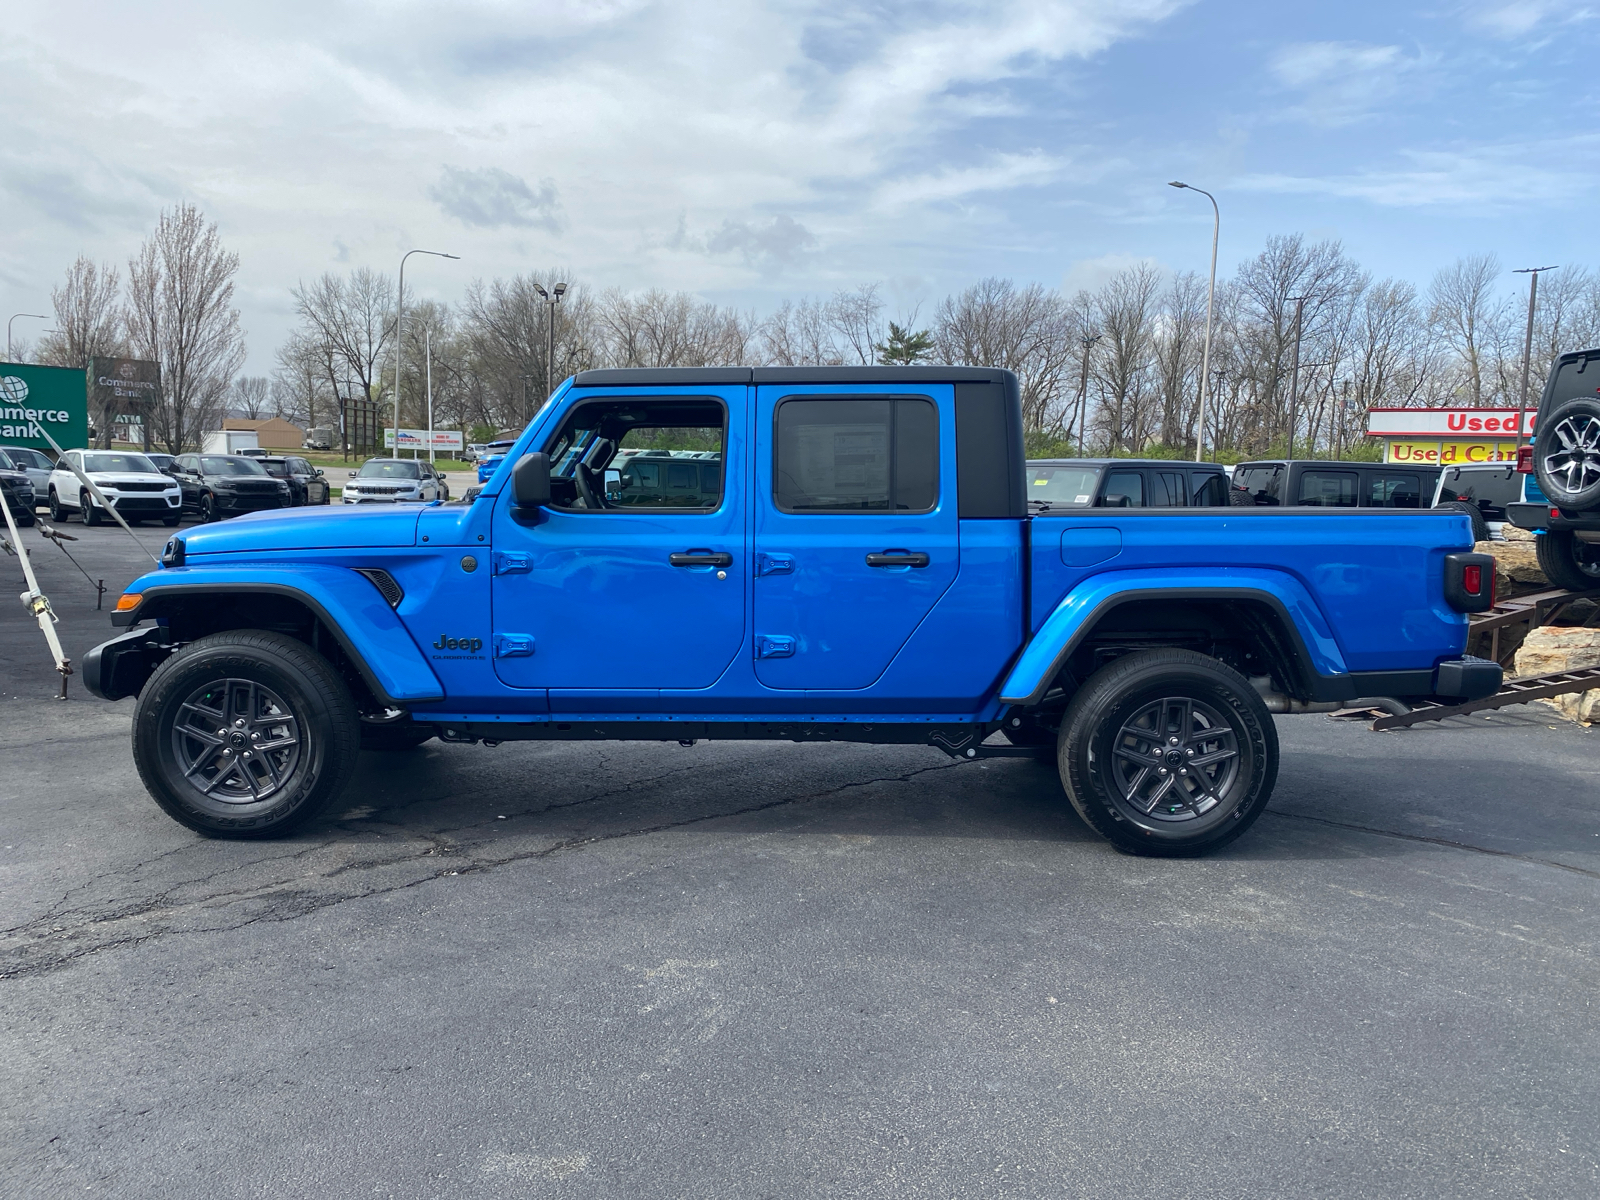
[84,453,158,473]
[1027,465,1101,505]
[358,461,421,479]
[199,456,266,476]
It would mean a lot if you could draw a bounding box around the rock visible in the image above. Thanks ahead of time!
[1476,539,1546,595]
[1502,524,1536,543]
[1513,626,1600,724]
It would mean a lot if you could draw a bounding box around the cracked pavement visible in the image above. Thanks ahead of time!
[2,521,1598,1198]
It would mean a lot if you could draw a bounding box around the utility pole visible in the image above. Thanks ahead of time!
[1168,182,1220,460]
[1286,296,1307,458]
[532,282,567,403]
[1513,265,1559,455]
[1076,333,1101,453]
[7,313,47,361]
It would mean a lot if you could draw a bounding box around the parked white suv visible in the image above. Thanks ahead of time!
[48,449,183,527]
[342,458,448,504]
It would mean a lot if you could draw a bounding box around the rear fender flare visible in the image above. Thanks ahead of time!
[112,565,444,705]
[999,568,1348,706]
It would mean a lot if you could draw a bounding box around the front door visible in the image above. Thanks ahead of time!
[751,384,959,691]
[490,389,746,693]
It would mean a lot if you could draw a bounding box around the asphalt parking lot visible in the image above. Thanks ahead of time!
[2,514,1597,1198]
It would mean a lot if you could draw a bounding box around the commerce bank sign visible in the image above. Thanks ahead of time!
[0,363,88,451]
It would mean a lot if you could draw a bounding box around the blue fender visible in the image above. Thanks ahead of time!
[999,567,1350,706]
[115,564,444,704]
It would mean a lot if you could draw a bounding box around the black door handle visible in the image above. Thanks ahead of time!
[866,551,930,568]
[670,551,733,567]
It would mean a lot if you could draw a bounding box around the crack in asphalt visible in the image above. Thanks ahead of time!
[1265,809,1600,881]
[0,760,963,981]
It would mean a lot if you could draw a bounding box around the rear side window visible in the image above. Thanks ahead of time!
[1369,473,1422,509]
[1101,471,1144,507]
[1232,466,1282,506]
[1191,472,1228,506]
[1298,470,1359,507]
[1150,471,1187,507]
[774,397,937,513]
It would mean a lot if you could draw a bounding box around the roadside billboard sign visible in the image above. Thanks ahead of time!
[0,362,88,452]
[383,428,464,451]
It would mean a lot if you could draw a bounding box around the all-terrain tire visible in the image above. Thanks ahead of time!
[132,630,361,838]
[1535,530,1600,592]
[1535,397,1600,510]
[1435,500,1489,544]
[1056,648,1279,857]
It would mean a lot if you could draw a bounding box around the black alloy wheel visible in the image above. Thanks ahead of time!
[1535,397,1600,509]
[200,492,217,522]
[80,490,102,526]
[133,630,360,837]
[1056,648,1278,857]
[48,488,66,523]
[1535,529,1600,592]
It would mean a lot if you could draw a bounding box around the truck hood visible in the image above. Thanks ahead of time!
[178,505,420,555]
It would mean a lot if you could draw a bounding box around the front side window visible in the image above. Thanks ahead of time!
[774,397,937,513]
[1026,465,1101,506]
[1299,470,1359,507]
[200,456,266,476]
[7,448,49,470]
[84,452,157,474]
[1102,471,1144,507]
[546,397,726,512]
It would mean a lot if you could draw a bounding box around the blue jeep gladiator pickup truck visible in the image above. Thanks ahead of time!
[85,366,1500,856]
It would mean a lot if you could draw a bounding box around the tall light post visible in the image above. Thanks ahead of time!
[424,326,435,464]
[1286,295,1308,457]
[531,282,567,403]
[390,249,458,456]
[1076,332,1101,452]
[7,313,47,361]
[1169,182,1219,460]
[1513,265,1559,455]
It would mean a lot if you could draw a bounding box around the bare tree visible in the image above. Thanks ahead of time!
[126,204,247,454]
[38,257,128,446]
[291,268,396,418]
[595,288,751,369]
[230,375,271,419]
[1428,254,1506,407]
[934,278,1074,433]
[761,297,843,365]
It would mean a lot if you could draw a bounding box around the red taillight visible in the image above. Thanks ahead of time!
[1552,507,1563,520]
[1463,564,1482,596]
[1516,445,1534,473]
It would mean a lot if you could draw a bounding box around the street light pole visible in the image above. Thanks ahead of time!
[532,282,567,402]
[425,326,434,465]
[7,313,47,361]
[1513,265,1559,455]
[1286,296,1307,457]
[1169,182,1219,460]
[390,249,458,456]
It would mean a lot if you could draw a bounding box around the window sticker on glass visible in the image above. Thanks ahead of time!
[1075,494,1091,503]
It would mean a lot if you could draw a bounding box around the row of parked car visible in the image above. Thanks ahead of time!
[0,445,454,527]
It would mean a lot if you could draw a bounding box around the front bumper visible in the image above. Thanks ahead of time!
[96,492,182,514]
[1508,501,1600,533]
[343,493,425,504]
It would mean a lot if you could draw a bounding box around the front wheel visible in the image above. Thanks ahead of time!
[200,492,217,522]
[80,490,102,526]
[1536,529,1600,592]
[1056,649,1279,857]
[132,630,361,837]
[48,488,66,522]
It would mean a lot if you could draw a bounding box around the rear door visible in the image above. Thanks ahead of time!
[752,384,958,690]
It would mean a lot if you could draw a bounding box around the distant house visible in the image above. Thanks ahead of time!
[223,417,305,449]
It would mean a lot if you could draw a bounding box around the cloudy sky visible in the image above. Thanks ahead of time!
[2,0,1595,371]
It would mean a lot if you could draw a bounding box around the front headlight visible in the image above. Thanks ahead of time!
[213,480,236,491]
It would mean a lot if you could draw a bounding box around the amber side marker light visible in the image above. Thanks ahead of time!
[114,594,142,612]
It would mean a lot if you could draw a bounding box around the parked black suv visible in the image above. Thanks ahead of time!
[1231,460,1442,510]
[0,448,36,527]
[258,455,331,506]
[1025,458,1231,509]
[170,453,291,521]
[1508,346,1600,590]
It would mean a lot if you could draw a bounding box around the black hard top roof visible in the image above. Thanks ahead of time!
[1028,457,1224,470]
[572,366,1016,387]
[1234,459,1440,469]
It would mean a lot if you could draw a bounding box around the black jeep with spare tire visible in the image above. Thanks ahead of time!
[1508,346,1600,591]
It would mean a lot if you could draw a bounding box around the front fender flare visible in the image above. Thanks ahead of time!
[999,567,1349,706]
[112,565,444,705]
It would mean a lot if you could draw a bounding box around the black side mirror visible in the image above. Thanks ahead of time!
[512,452,551,508]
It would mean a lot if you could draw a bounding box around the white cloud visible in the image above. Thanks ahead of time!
[1267,41,1429,126]
[1464,1,1596,38]
[1063,253,1164,295]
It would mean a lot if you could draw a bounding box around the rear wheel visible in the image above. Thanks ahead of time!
[1057,649,1279,857]
[1536,530,1600,592]
[132,630,361,837]
[1436,499,1489,544]
[80,490,102,526]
